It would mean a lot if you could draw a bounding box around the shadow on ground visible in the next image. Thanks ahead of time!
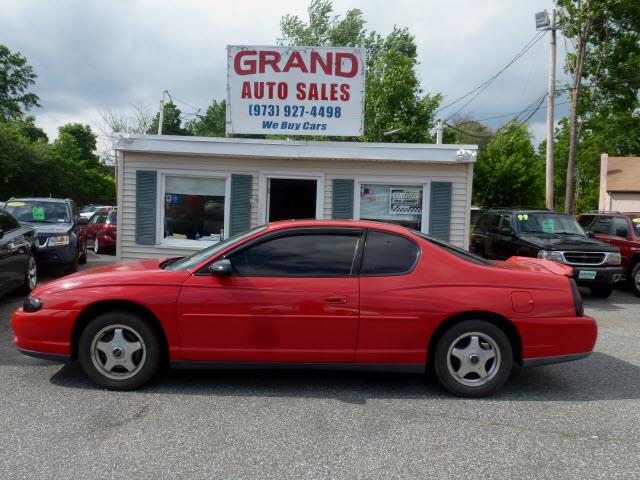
[48,351,640,403]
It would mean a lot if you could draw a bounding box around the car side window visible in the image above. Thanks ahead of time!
[360,230,419,275]
[591,216,613,234]
[578,215,595,229]
[229,233,360,277]
[487,214,501,234]
[499,214,513,232]
[0,210,20,231]
[474,214,488,234]
[612,217,630,238]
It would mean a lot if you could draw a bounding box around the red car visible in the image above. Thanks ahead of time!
[84,207,117,254]
[577,212,640,297]
[12,220,597,397]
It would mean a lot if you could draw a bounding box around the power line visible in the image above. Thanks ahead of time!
[437,31,546,117]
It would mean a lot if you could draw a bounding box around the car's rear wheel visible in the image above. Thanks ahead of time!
[629,263,640,298]
[433,320,513,397]
[78,312,160,390]
[589,285,613,298]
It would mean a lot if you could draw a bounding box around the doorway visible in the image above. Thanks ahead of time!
[268,178,317,221]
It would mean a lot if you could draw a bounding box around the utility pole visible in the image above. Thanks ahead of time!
[157,90,167,135]
[436,119,443,144]
[545,10,557,211]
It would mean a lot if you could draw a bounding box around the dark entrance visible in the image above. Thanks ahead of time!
[268,178,317,221]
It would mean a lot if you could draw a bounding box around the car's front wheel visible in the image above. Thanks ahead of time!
[629,263,640,298]
[18,253,38,294]
[433,320,513,397]
[78,312,161,390]
[94,236,100,254]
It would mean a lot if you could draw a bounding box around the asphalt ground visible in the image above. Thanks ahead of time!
[1,253,639,479]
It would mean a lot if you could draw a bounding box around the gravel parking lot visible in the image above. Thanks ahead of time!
[1,253,639,479]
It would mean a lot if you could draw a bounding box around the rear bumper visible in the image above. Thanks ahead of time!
[97,234,116,248]
[519,314,597,362]
[572,266,623,285]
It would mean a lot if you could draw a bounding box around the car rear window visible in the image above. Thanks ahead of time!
[415,231,491,266]
[360,230,419,275]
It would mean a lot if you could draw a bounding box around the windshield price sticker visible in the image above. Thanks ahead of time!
[542,218,555,233]
[227,46,365,136]
[31,207,45,220]
[517,214,529,221]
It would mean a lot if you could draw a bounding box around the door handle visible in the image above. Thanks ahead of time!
[324,295,347,304]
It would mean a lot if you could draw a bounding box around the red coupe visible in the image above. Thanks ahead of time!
[12,220,597,397]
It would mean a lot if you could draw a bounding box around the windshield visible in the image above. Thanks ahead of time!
[163,225,268,271]
[414,231,491,266]
[4,200,71,224]
[516,212,585,236]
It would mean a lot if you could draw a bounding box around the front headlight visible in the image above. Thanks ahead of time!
[537,250,564,262]
[23,296,43,313]
[48,235,70,246]
[605,252,621,266]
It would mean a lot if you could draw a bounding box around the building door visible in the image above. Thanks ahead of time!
[268,178,317,221]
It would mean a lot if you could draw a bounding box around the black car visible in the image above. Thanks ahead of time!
[471,209,623,297]
[0,207,38,298]
[3,198,89,273]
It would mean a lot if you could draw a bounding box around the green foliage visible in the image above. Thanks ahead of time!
[473,122,543,208]
[147,101,191,136]
[186,100,226,137]
[279,1,441,142]
[442,117,495,151]
[0,44,40,121]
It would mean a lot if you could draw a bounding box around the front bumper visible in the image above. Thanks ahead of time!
[12,307,77,358]
[571,266,623,285]
[36,245,76,266]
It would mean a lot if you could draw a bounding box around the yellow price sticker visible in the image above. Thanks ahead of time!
[6,201,25,207]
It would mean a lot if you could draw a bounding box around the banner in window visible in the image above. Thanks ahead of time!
[389,188,422,215]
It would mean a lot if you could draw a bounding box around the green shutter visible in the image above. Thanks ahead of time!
[429,181,452,242]
[332,179,354,219]
[230,174,252,235]
[135,170,157,245]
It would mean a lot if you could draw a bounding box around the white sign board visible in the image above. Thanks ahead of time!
[226,45,365,136]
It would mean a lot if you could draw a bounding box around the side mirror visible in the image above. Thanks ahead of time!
[586,231,595,238]
[76,217,89,226]
[209,259,233,276]
[499,227,513,236]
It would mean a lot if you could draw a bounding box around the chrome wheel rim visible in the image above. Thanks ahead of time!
[635,268,640,291]
[27,256,37,290]
[447,332,501,387]
[90,324,146,380]
[93,237,99,253]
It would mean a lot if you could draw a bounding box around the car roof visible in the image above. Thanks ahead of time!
[484,208,562,214]
[264,219,417,235]
[7,197,70,204]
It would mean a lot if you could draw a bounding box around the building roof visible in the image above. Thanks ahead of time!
[606,156,640,192]
[112,134,477,164]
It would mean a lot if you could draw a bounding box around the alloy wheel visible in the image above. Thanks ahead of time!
[446,331,501,387]
[27,256,37,290]
[90,324,147,380]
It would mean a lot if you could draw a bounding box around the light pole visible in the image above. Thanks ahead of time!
[536,9,557,211]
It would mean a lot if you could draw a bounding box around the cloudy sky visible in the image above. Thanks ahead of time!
[1,0,569,147]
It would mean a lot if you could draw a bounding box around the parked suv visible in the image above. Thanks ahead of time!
[577,212,640,297]
[471,209,623,297]
[3,198,89,273]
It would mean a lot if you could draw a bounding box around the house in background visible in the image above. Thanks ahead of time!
[599,154,640,212]
[112,135,477,261]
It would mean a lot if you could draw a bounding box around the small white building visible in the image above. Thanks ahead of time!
[113,135,477,261]
[599,154,640,212]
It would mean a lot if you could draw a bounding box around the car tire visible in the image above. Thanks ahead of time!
[589,285,613,298]
[433,320,513,398]
[66,255,78,274]
[629,263,640,298]
[17,253,38,295]
[94,236,100,254]
[78,242,87,265]
[78,311,161,390]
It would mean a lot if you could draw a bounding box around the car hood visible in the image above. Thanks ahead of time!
[33,258,190,295]
[21,222,73,235]
[517,234,618,252]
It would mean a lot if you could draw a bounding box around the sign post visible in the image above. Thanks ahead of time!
[226,45,366,137]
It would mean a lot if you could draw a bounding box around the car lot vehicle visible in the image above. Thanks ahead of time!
[12,220,597,397]
[0,207,38,298]
[471,209,623,298]
[577,212,640,297]
[4,198,89,273]
[79,204,113,219]
[83,207,117,254]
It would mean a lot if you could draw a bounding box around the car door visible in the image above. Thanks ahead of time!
[0,210,29,294]
[176,227,362,362]
[610,217,634,272]
[494,214,518,260]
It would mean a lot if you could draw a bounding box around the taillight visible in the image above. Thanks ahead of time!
[569,278,584,316]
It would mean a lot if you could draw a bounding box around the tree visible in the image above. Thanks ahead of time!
[473,122,543,208]
[147,101,191,136]
[186,100,226,137]
[0,44,40,120]
[100,104,154,135]
[279,0,441,142]
[556,0,640,213]
[442,117,496,152]
[56,123,100,167]
[13,115,48,143]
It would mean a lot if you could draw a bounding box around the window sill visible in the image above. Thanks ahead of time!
[158,238,219,250]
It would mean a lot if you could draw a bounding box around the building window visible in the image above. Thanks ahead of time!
[164,176,226,242]
[359,183,424,231]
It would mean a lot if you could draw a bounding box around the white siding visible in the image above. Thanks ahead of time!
[118,152,472,260]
